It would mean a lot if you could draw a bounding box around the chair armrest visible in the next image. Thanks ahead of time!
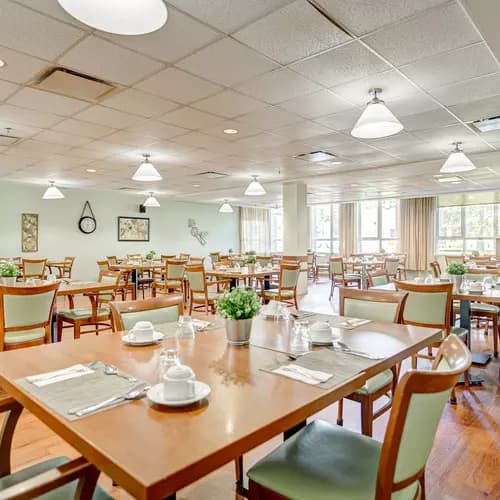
[0,457,100,500]
[0,396,22,478]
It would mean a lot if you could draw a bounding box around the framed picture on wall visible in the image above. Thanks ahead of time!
[21,213,38,252]
[118,216,150,242]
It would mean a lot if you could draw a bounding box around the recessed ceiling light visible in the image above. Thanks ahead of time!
[295,151,337,162]
[350,183,359,187]
[223,128,238,135]
[435,175,464,183]
[86,168,97,173]
[192,184,201,188]
[0,60,6,68]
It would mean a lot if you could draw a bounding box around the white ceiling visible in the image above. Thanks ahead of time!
[1,0,500,207]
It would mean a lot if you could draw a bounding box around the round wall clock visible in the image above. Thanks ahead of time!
[78,201,97,234]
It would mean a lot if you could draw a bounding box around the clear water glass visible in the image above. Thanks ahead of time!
[159,347,180,382]
[276,302,290,321]
[290,320,310,355]
[483,276,493,291]
[176,315,195,339]
[424,273,434,284]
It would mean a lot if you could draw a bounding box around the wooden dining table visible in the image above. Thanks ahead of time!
[0,316,441,499]
[207,267,280,289]
[109,262,163,295]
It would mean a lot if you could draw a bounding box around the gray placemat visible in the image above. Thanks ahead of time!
[154,319,224,338]
[261,348,377,389]
[16,362,148,421]
[291,312,371,330]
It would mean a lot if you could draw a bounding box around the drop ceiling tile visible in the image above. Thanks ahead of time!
[167,0,292,34]
[412,124,478,150]
[102,8,220,63]
[160,107,223,130]
[172,131,230,150]
[274,121,333,141]
[84,140,135,155]
[429,73,500,106]
[0,104,62,128]
[364,3,481,66]
[103,131,159,148]
[387,91,440,117]
[315,0,447,36]
[0,2,84,60]
[227,132,290,150]
[33,130,91,147]
[192,90,266,118]
[279,90,353,119]
[234,0,351,65]
[0,80,18,101]
[200,121,261,141]
[237,106,302,130]
[177,37,278,87]
[401,43,499,91]
[102,89,178,118]
[74,105,142,129]
[126,119,189,140]
[15,0,90,27]
[59,36,164,86]
[0,47,48,84]
[52,119,116,139]
[63,148,110,160]
[136,68,222,104]
[291,41,389,87]
[7,87,89,116]
[236,69,321,105]
[13,139,71,155]
[313,109,361,131]
[399,109,458,131]
[448,95,500,122]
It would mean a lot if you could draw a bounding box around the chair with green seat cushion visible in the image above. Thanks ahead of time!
[337,288,408,436]
[152,259,185,297]
[21,258,47,280]
[185,265,227,314]
[329,257,361,300]
[110,295,183,332]
[262,263,300,308]
[0,281,59,351]
[367,270,391,288]
[247,335,472,500]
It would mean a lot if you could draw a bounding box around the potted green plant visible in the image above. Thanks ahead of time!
[447,262,466,290]
[247,254,257,273]
[216,288,260,345]
[228,248,233,255]
[0,263,18,286]
[471,250,480,257]
[145,250,156,261]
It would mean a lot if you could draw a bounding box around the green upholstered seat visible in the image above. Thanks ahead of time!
[371,274,389,286]
[119,305,180,331]
[263,289,294,298]
[192,291,221,301]
[470,303,499,313]
[58,308,109,320]
[247,420,418,500]
[154,279,182,287]
[0,457,111,499]
[356,369,393,395]
[4,327,45,344]
[344,273,361,279]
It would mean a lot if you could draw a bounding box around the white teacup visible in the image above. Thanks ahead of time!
[310,321,332,342]
[163,364,196,400]
[129,321,154,342]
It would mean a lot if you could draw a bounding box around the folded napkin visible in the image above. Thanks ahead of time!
[26,364,94,387]
[330,317,371,330]
[272,364,333,385]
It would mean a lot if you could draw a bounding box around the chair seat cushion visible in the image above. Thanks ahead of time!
[343,274,361,280]
[4,327,45,345]
[355,369,393,395]
[471,303,499,314]
[0,456,112,499]
[58,308,109,320]
[263,289,294,298]
[450,326,468,339]
[192,291,220,301]
[247,420,418,500]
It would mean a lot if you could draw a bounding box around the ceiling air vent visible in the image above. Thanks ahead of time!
[471,116,500,133]
[33,67,117,101]
[0,134,20,146]
[196,171,229,179]
[294,150,338,162]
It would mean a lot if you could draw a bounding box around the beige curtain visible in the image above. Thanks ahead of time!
[400,197,437,271]
[240,207,270,253]
[339,202,357,256]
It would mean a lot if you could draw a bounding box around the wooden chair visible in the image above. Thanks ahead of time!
[247,335,471,500]
[189,257,205,265]
[429,261,442,279]
[152,259,185,297]
[106,256,118,265]
[161,254,176,264]
[0,281,59,351]
[470,256,492,265]
[445,255,465,265]
[61,256,75,278]
[185,265,228,314]
[21,258,47,280]
[384,257,400,280]
[337,288,408,436]
[256,255,272,266]
[329,256,361,299]
[179,253,190,260]
[97,260,109,272]
[397,253,407,280]
[0,390,110,499]
[97,261,133,300]
[314,254,329,282]
[209,252,220,267]
[261,263,300,308]
[110,295,184,332]
[367,270,391,288]
[56,271,121,341]
[306,252,315,279]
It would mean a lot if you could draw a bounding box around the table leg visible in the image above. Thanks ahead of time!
[262,274,272,304]
[284,419,307,440]
[230,277,237,289]
[131,269,138,297]
[235,455,248,496]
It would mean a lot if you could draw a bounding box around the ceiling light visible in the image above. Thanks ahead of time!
[132,154,162,182]
[223,128,238,135]
[440,142,476,173]
[86,168,97,173]
[143,192,160,208]
[57,0,167,35]
[435,175,464,184]
[350,183,359,187]
[245,176,266,196]
[0,60,6,68]
[351,88,403,139]
[472,116,500,133]
[192,184,201,188]
[219,200,234,213]
[42,181,64,200]
[295,151,337,162]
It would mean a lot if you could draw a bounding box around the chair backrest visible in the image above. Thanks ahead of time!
[376,335,471,499]
[161,254,176,264]
[367,270,390,288]
[0,281,59,349]
[306,252,315,265]
[256,256,272,264]
[127,253,141,259]
[189,257,205,265]
[329,256,344,276]
[22,258,46,279]
[444,255,465,265]
[209,252,220,264]
[97,270,121,302]
[62,256,75,277]
[179,253,190,260]
[395,281,452,333]
[166,260,185,280]
[106,256,117,266]
[384,257,400,276]
[97,260,109,272]
[110,295,184,331]
[185,265,206,294]
[340,288,407,323]
[279,263,300,290]
[429,261,441,279]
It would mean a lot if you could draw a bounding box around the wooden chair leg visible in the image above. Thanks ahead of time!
[419,472,426,500]
[56,316,64,342]
[74,322,81,340]
[411,355,418,369]
[337,398,344,426]
[360,398,373,437]
[493,314,498,357]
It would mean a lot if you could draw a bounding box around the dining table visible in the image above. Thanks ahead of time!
[0,315,441,499]
[344,259,385,289]
[109,262,163,295]
[207,267,280,290]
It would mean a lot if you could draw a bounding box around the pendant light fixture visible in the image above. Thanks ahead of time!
[42,181,64,200]
[219,200,234,213]
[57,0,168,35]
[132,154,162,182]
[244,176,266,196]
[143,192,160,208]
[351,88,403,139]
[440,142,476,173]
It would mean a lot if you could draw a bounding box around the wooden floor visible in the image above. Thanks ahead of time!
[10,281,500,499]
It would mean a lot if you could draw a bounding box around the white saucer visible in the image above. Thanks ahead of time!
[121,331,164,346]
[147,381,211,407]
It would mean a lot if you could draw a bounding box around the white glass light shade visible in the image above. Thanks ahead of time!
[219,201,234,213]
[42,182,64,200]
[57,0,168,35]
[132,156,162,182]
[440,150,476,173]
[143,193,160,207]
[351,101,403,139]
[244,177,266,196]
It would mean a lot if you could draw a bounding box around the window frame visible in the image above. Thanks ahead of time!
[358,199,399,253]
[309,203,340,254]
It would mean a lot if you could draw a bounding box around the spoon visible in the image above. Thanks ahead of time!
[103,363,137,382]
[69,383,150,417]
[334,341,381,360]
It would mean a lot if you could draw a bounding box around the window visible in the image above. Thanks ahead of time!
[310,204,339,254]
[437,203,497,254]
[270,208,283,252]
[359,199,399,253]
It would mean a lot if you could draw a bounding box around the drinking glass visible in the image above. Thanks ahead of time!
[290,320,310,355]
[424,273,434,284]
[483,276,494,291]
[276,302,290,321]
[159,347,180,382]
[175,315,195,339]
